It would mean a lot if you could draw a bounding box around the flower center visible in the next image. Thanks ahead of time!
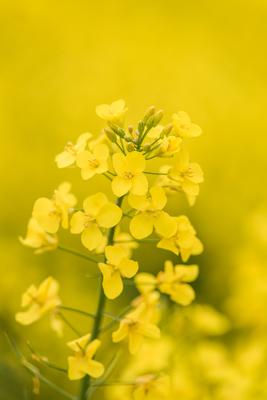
[64,142,76,155]
[88,158,100,169]
[124,171,134,180]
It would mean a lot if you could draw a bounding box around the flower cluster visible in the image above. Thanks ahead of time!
[16,100,203,400]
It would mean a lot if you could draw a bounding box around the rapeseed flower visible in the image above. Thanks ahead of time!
[157,215,203,261]
[32,182,77,233]
[16,276,61,325]
[172,111,202,138]
[70,192,122,251]
[19,218,58,253]
[76,143,109,180]
[96,99,127,126]
[133,374,170,400]
[55,132,92,168]
[112,304,160,354]
[111,151,148,197]
[67,335,104,380]
[128,186,176,239]
[98,245,138,299]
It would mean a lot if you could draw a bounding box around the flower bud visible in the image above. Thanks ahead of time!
[108,123,126,138]
[104,128,117,142]
[160,123,173,137]
[127,143,135,152]
[143,106,156,123]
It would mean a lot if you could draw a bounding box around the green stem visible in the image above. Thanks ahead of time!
[58,245,100,264]
[58,312,82,337]
[145,171,168,176]
[79,196,124,400]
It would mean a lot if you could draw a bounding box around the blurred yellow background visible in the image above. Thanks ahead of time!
[1,0,267,398]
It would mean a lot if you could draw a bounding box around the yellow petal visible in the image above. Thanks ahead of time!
[133,386,146,400]
[154,212,177,238]
[70,211,86,234]
[112,321,129,343]
[93,144,109,159]
[157,238,178,255]
[126,152,146,174]
[128,193,149,211]
[55,151,76,168]
[86,339,102,357]
[130,214,154,239]
[83,192,108,216]
[175,264,199,282]
[150,186,167,210]
[131,174,148,196]
[137,322,161,339]
[32,198,60,234]
[105,246,127,266]
[170,284,195,305]
[96,203,122,228]
[68,356,85,380]
[112,153,127,175]
[84,359,104,378]
[119,259,139,278]
[99,264,123,299]
[112,176,132,197]
[15,304,40,325]
[81,223,103,251]
[67,334,91,351]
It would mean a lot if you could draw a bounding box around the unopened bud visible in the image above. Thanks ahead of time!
[128,125,134,134]
[161,123,173,137]
[104,128,117,142]
[108,123,126,138]
[153,110,164,126]
[143,106,156,123]
[125,135,133,142]
[127,143,135,152]
[137,120,145,134]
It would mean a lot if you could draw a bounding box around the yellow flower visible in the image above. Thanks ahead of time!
[112,304,160,354]
[129,186,177,239]
[70,192,122,251]
[157,215,203,261]
[98,246,139,299]
[15,277,61,325]
[76,143,109,180]
[111,152,148,197]
[67,334,104,380]
[96,99,127,126]
[55,132,92,168]
[159,135,182,156]
[133,374,170,400]
[172,111,202,138]
[157,260,199,305]
[19,218,58,254]
[32,182,77,233]
[169,150,204,205]
[131,291,161,325]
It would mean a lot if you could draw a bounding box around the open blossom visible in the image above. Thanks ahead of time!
[111,152,148,197]
[98,246,138,299]
[112,304,160,354]
[55,132,92,168]
[128,186,177,239]
[157,260,199,305]
[168,150,204,205]
[133,374,170,400]
[131,291,161,325]
[32,182,77,233]
[135,260,199,306]
[16,277,61,325]
[19,218,58,253]
[76,143,109,180]
[172,111,202,138]
[67,334,104,380]
[70,192,122,251]
[159,135,182,156]
[96,99,127,126]
[157,215,203,261]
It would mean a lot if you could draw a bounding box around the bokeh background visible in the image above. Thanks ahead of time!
[1,0,267,398]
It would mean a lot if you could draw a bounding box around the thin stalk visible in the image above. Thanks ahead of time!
[58,245,100,264]
[79,196,124,400]
[58,312,82,337]
[145,171,168,176]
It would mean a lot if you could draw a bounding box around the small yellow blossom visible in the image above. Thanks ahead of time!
[32,182,77,233]
[55,133,92,168]
[128,186,177,239]
[159,135,182,156]
[96,99,127,126]
[67,334,104,380]
[70,192,122,251]
[157,215,203,261]
[19,218,58,253]
[168,150,204,205]
[131,291,161,324]
[157,260,199,305]
[98,246,139,299]
[112,304,160,354]
[111,151,148,197]
[16,277,61,325]
[133,374,170,400]
[172,111,202,138]
[76,143,109,180]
